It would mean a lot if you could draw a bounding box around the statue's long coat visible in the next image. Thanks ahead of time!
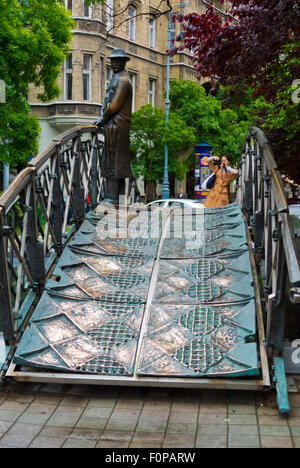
[101,70,133,179]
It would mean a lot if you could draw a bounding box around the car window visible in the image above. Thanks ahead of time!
[148,201,164,207]
[289,205,300,217]
[169,202,184,209]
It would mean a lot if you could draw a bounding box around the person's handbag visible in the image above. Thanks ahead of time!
[201,172,216,191]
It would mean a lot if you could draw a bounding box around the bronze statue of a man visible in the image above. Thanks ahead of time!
[94,49,133,204]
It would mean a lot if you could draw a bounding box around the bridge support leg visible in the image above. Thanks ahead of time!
[0,225,14,343]
[266,238,291,413]
[90,146,98,210]
[273,357,291,414]
[26,189,45,285]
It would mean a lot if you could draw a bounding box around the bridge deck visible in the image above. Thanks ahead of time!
[9,202,269,389]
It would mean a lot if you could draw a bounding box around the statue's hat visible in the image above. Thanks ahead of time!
[109,48,131,61]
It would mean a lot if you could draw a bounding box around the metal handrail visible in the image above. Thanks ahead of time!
[0,168,35,214]
[0,125,104,343]
[237,126,300,357]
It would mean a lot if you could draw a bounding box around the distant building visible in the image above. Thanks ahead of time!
[28,0,231,196]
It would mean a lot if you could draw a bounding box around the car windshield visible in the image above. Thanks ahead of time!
[289,205,300,214]
[169,201,185,208]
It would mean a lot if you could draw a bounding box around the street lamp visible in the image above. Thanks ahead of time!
[0,80,5,105]
[0,80,9,192]
[162,3,186,200]
[162,13,173,200]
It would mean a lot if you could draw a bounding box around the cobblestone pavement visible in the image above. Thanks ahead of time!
[0,378,299,448]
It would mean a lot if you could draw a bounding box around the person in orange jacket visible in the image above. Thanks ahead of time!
[204,155,238,208]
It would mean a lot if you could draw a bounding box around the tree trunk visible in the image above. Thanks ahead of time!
[145,181,156,203]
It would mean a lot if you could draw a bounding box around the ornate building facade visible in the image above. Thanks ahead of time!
[29,0,224,153]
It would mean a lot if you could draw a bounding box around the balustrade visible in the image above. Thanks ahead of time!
[0,126,104,343]
[237,126,300,358]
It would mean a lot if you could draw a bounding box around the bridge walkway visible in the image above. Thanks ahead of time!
[8,202,269,389]
[1,125,299,414]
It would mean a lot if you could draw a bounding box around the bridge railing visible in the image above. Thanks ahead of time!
[0,126,104,343]
[236,126,300,357]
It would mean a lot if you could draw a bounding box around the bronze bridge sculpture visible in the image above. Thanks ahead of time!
[0,72,299,417]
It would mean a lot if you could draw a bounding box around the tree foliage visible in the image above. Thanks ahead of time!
[0,85,40,166]
[171,0,300,182]
[171,0,300,87]
[169,80,250,164]
[0,0,74,168]
[130,81,252,200]
[130,104,196,198]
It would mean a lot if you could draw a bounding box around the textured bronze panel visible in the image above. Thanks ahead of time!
[14,202,259,379]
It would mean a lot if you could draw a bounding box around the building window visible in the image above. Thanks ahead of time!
[83,4,92,18]
[65,0,72,12]
[83,54,92,101]
[128,6,136,41]
[148,78,156,106]
[149,19,156,48]
[106,0,114,32]
[129,73,136,112]
[64,54,73,101]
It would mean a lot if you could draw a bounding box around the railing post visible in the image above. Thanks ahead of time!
[243,148,254,215]
[26,176,46,286]
[52,148,63,254]
[253,212,264,254]
[90,140,99,209]
[0,212,14,343]
[252,147,264,254]
[72,138,85,228]
[266,234,287,354]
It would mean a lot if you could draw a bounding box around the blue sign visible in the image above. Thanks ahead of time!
[194,141,213,199]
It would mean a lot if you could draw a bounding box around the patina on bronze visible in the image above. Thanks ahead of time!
[94,49,133,204]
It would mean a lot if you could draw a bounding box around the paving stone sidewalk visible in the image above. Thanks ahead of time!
[0,378,299,448]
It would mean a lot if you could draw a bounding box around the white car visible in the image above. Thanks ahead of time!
[146,199,204,210]
[289,204,300,219]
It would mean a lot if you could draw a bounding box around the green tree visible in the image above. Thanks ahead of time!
[130,104,196,201]
[172,2,300,182]
[0,0,74,168]
[0,85,40,167]
[169,80,251,165]
[254,41,300,178]
[215,39,300,180]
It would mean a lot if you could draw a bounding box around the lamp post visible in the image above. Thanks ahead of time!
[162,13,173,200]
[3,164,9,192]
[0,80,9,192]
[162,3,186,200]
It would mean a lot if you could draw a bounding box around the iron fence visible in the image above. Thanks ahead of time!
[236,126,300,356]
[0,126,105,343]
